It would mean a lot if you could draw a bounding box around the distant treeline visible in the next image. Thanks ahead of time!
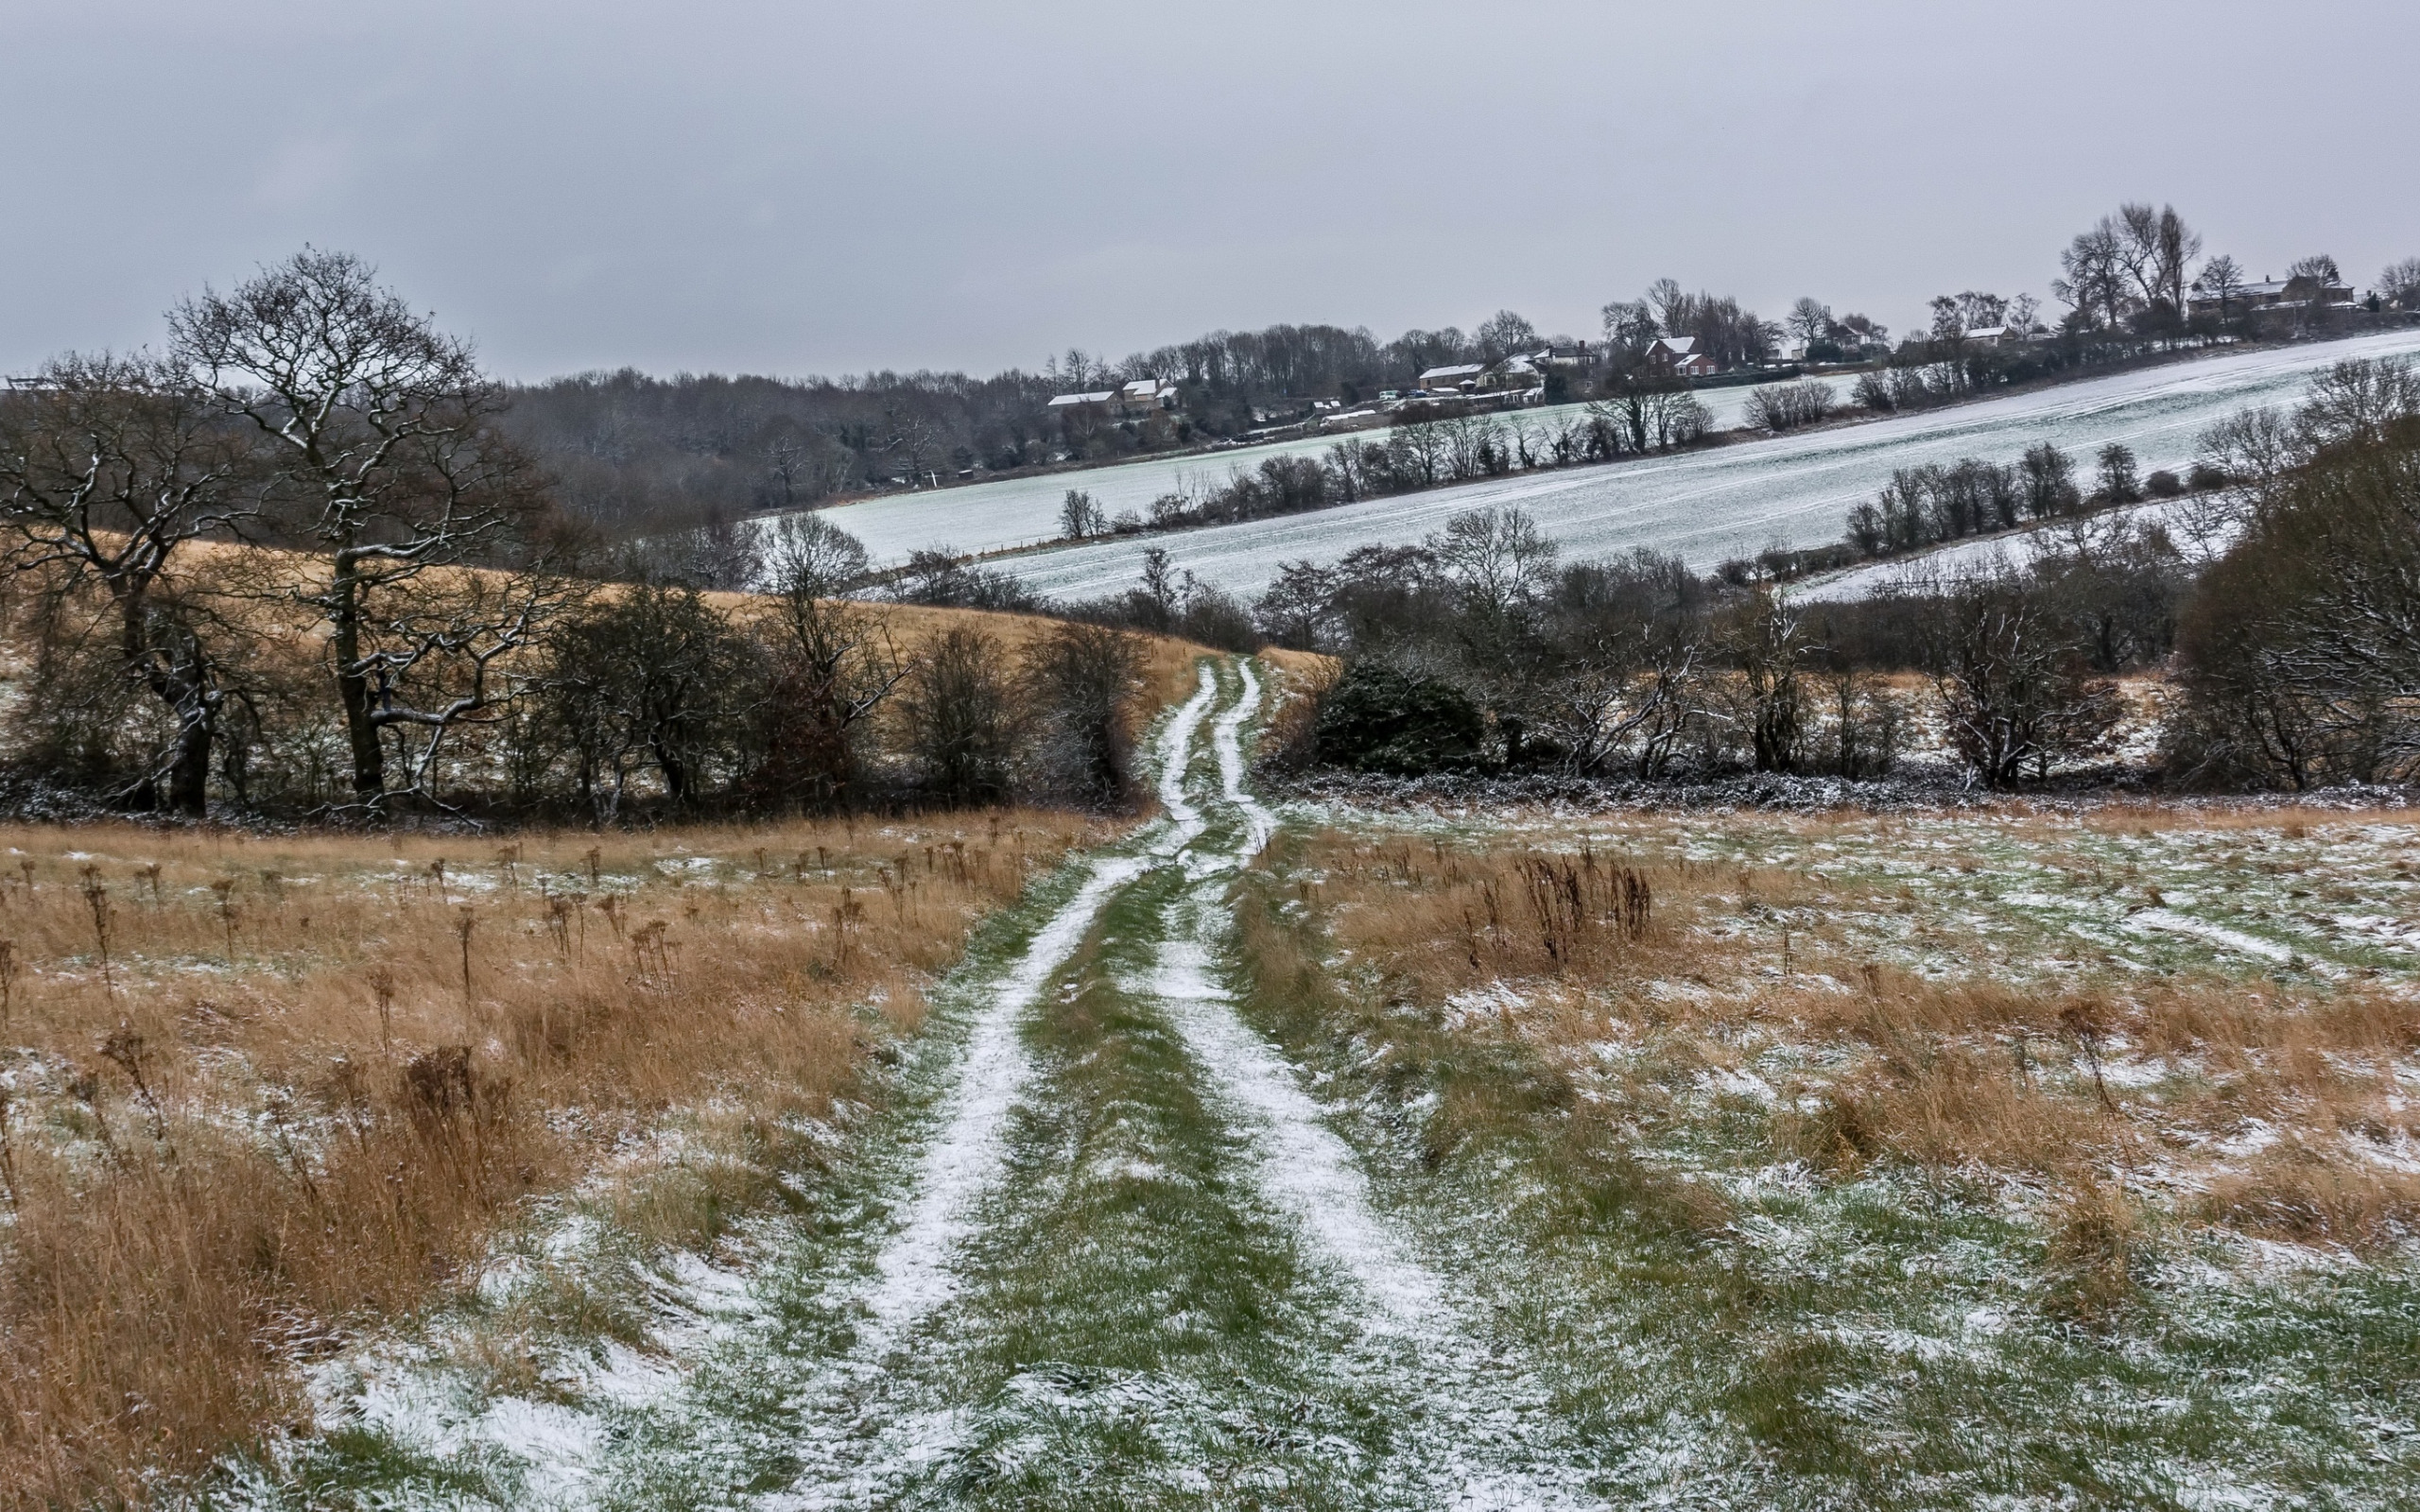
[496,318,1559,539]
[498,201,2420,549]
[1047,393,1716,545]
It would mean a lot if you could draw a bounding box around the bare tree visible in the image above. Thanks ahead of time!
[757,509,870,592]
[2382,257,2420,312]
[170,249,575,814]
[1439,414,1504,481]
[2113,203,2200,322]
[1430,506,1558,621]
[0,353,262,813]
[1926,576,2121,786]
[1021,621,1145,807]
[1644,278,1689,336]
[1389,420,1449,486]
[2294,356,2420,451]
[1532,629,1701,778]
[1719,584,1806,772]
[2171,427,2420,785]
[2095,444,2141,504]
[752,512,900,809]
[1744,380,1836,432]
[1475,309,1539,360]
[2019,442,2082,519]
[1059,489,1105,540]
[1599,300,1659,352]
[898,627,1018,805]
[2054,218,2133,331]
[883,404,942,486]
[1787,298,1834,351]
[2287,253,2342,287]
[2191,254,2250,319]
[544,583,762,817]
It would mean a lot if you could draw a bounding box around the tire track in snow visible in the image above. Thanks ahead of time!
[848,851,1148,1349]
[805,662,1223,1365]
[1150,658,1606,1508]
[1153,661,1218,855]
[722,664,1227,1510]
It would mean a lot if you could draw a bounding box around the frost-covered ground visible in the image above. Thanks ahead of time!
[1262,797,2420,1506]
[228,660,1619,1508]
[807,379,1857,566]
[985,330,2420,601]
[211,660,2420,1509]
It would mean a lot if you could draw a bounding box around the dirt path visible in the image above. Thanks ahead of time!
[254,657,1607,1509]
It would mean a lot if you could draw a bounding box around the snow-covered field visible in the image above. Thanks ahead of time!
[946,330,2420,602]
[1791,490,2245,602]
[810,380,1858,562]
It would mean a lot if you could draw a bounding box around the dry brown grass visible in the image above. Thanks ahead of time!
[714,594,1235,716]
[0,813,1101,1506]
[1296,814,2420,1247]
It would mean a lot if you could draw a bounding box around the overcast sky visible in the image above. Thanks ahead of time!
[6,1,2416,383]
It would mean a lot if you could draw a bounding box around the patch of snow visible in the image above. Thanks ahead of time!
[2125,908,2294,963]
[1703,1067,1780,1105]
[1443,980,1528,1031]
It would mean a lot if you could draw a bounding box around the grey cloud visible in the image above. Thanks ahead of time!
[3,0,2415,381]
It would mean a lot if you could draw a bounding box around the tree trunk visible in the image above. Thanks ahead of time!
[121,592,216,817]
[331,577,387,804]
[164,710,212,816]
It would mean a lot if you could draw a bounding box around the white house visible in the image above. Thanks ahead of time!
[1118,377,1181,413]
[1417,363,1485,391]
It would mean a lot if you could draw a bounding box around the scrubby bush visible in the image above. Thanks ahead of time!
[1744,379,1838,432]
[1020,622,1145,808]
[1313,662,1485,774]
[896,627,1020,805]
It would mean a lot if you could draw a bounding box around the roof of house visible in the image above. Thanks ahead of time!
[1964,325,2010,340]
[1651,335,1698,355]
[1419,363,1485,384]
[1047,390,1115,407]
[1121,378,1168,397]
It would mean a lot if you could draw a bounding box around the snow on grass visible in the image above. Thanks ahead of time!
[804,386,1857,569]
[1213,657,1274,856]
[1150,933,1442,1325]
[1149,933,1608,1508]
[854,850,1149,1348]
[2124,905,2297,963]
[1790,491,2242,604]
[1150,662,1218,856]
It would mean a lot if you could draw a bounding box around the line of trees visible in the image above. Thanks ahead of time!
[1240,500,2184,790]
[1837,442,2201,560]
[1036,400,1717,550]
[494,317,1582,540]
[0,253,1156,823]
[1246,354,2420,795]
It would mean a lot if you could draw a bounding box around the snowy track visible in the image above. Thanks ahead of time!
[273,656,1614,1509]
